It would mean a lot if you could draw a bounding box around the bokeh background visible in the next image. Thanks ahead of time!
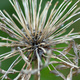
[0,0,80,80]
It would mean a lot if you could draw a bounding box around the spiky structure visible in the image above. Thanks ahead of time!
[0,0,80,80]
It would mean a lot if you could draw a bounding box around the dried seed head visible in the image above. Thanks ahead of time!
[0,0,80,80]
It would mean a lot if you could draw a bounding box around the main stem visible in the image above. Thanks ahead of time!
[34,60,38,80]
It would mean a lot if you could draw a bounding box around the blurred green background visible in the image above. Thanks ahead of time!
[0,0,80,80]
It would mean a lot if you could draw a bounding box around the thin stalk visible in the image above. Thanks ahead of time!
[34,60,38,80]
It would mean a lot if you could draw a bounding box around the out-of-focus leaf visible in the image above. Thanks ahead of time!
[72,41,78,56]
[72,41,78,65]
[62,42,72,55]
[56,64,69,70]
[50,70,66,80]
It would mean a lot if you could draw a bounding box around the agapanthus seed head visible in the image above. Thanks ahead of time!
[0,0,80,80]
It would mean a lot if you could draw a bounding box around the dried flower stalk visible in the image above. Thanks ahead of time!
[0,0,80,80]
